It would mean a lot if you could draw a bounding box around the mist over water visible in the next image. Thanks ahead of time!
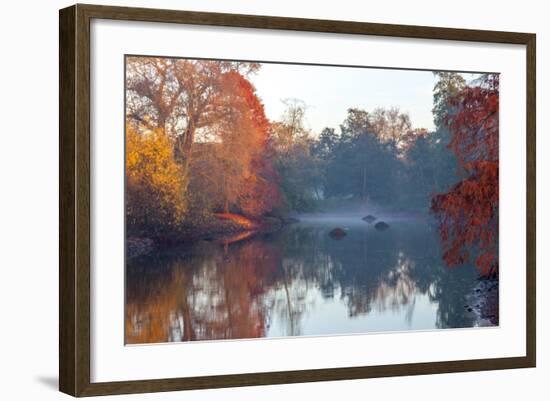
[126,208,490,344]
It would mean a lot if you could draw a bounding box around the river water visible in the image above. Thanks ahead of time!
[126,213,494,344]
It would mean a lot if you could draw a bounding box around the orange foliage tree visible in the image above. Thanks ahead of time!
[431,74,499,276]
[224,71,281,217]
[195,70,281,217]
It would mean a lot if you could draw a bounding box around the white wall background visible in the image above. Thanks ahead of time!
[0,0,545,399]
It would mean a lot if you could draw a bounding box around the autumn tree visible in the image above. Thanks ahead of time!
[126,57,259,183]
[370,107,413,149]
[126,57,283,235]
[431,74,499,276]
[126,125,186,236]
[271,99,309,154]
[210,70,281,217]
[178,69,282,220]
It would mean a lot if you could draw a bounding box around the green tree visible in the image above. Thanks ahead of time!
[432,72,466,129]
[270,100,322,212]
[323,109,404,203]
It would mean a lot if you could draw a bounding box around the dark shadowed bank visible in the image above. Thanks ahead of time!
[466,276,499,326]
[126,213,295,259]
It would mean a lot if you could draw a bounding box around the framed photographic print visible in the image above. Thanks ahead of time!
[59,3,536,397]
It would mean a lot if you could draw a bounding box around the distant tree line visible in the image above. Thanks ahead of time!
[269,73,467,212]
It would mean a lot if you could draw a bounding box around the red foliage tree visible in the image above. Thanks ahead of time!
[220,71,282,217]
[431,74,499,276]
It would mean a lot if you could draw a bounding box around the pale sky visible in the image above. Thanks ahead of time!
[250,63,481,135]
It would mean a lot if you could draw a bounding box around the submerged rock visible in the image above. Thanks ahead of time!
[362,215,377,223]
[329,227,347,239]
[374,221,390,231]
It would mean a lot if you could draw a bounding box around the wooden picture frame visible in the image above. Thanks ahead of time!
[59,3,536,397]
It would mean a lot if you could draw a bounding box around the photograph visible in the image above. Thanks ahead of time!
[0,0,542,398]
[124,56,500,345]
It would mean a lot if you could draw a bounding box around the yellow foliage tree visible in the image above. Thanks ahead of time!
[126,126,186,235]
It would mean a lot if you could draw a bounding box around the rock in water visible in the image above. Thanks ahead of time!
[362,215,377,223]
[374,221,390,231]
[329,227,347,239]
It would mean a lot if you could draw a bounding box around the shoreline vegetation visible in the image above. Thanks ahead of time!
[125,57,499,279]
[126,211,296,259]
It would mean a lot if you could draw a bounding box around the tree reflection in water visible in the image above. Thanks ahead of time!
[126,217,482,344]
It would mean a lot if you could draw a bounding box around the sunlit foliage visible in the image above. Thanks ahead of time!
[126,126,186,235]
[126,57,281,235]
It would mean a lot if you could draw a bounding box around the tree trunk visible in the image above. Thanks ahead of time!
[176,120,197,189]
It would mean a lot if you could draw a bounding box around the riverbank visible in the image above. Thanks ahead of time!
[464,276,499,326]
[127,213,290,259]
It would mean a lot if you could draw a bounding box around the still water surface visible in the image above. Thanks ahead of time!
[126,213,487,344]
